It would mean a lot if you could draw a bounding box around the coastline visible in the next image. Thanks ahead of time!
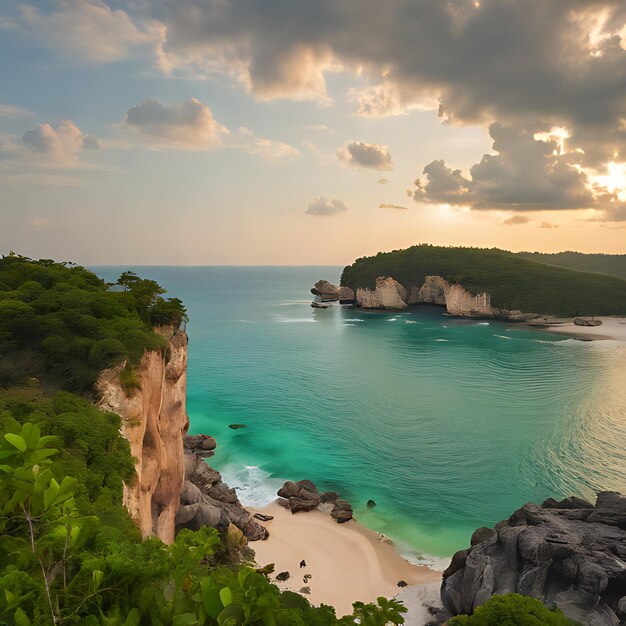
[248,501,442,619]
[526,316,626,342]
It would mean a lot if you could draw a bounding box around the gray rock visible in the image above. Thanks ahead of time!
[311,280,340,301]
[441,491,626,625]
[184,434,217,457]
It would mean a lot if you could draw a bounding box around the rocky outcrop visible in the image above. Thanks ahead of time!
[441,492,626,626]
[356,277,408,309]
[97,326,189,544]
[311,280,340,302]
[575,317,603,327]
[350,274,536,320]
[339,286,355,304]
[181,448,269,541]
[277,480,354,523]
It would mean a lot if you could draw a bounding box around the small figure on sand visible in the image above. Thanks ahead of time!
[300,559,306,568]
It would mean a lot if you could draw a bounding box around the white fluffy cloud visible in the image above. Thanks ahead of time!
[379,203,408,210]
[122,98,228,149]
[338,142,393,171]
[305,197,348,216]
[21,121,99,164]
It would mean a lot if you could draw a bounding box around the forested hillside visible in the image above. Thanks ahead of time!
[516,251,626,280]
[341,245,626,316]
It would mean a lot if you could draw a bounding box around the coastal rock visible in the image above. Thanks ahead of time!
[355,277,408,309]
[278,480,321,513]
[574,317,603,327]
[410,275,448,306]
[339,286,355,304]
[184,450,269,541]
[441,491,626,625]
[320,491,340,503]
[184,434,217,457]
[330,499,353,523]
[311,280,340,302]
[97,326,189,544]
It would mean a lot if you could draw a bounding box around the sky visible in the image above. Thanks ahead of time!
[2,0,626,265]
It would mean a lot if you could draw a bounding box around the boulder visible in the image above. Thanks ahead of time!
[184,434,217,457]
[339,286,356,304]
[356,277,408,309]
[278,480,321,513]
[367,499,376,509]
[574,317,603,327]
[441,491,626,625]
[330,499,353,523]
[311,280,340,302]
[320,491,340,503]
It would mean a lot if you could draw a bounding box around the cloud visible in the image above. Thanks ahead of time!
[235,127,300,160]
[411,123,626,220]
[377,178,389,185]
[305,197,347,216]
[122,98,228,149]
[146,0,626,169]
[540,221,560,229]
[28,216,51,227]
[338,142,393,170]
[0,104,33,117]
[379,203,408,210]
[502,215,530,225]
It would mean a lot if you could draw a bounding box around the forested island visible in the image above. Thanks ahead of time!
[339,245,626,317]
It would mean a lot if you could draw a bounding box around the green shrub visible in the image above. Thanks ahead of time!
[119,363,142,397]
[448,594,580,625]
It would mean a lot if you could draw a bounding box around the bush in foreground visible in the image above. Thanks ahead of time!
[448,594,579,626]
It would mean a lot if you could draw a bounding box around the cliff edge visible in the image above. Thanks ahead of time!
[97,326,188,544]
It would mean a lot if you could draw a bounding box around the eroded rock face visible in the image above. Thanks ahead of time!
[339,286,355,303]
[183,450,269,541]
[97,327,189,544]
[311,280,340,301]
[441,492,626,626]
[356,277,408,309]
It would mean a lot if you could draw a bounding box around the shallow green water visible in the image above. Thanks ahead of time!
[95,266,626,564]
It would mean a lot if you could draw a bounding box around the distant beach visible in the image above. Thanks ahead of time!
[529,316,626,342]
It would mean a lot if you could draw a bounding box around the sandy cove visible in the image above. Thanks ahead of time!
[249,501,442,619]
[528,316,626,341]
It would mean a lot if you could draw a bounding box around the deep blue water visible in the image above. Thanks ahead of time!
[94,266,626,563]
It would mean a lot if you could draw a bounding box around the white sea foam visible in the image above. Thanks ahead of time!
[276,318,317,323]
[441,325,448,328]
[237,319,258,324]
[404,320,418,325]
[218,464,284,508]
[493,334,513,340]
[473,322,490,326]
[434,339,449,342]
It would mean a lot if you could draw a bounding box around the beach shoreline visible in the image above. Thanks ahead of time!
[248,500,442,619]
[524,316,626,342]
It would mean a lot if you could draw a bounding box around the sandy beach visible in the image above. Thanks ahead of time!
[249,501,442,619]
[529,317,626,341]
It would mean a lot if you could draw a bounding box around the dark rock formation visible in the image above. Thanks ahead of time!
[320,491,340,503]
[311,280,340,302]
[441,492,626,626]
[367,499,376,509]
[276,571,290,582]
[179,450,269,541]
[278,480,321,513]
[330,499,353,523]
[574,317,603,327]
[184,434,217,458]
[228,423,246,429]
[253,513,274,522]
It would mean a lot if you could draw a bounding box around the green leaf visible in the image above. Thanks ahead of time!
[92,569,103,591]
[44,479,60,509]
[14,607,30,626]
[217,604,244,626]
[4,433,26,452]
[123,608,140,626]
[219,587,233,608]
[200,580,223,619]
[172,614,198,626]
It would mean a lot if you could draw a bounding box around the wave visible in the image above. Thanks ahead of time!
[493,334,514,340]
[473,322,490,326]
[237,319,258,324]
[434,339,449,342]
[218,464,284,508]
[275,318,317,323]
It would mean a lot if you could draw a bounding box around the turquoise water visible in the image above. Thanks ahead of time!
[94,266,626,562]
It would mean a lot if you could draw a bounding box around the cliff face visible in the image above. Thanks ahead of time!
[348,275,532,319]
[97,327,188,544]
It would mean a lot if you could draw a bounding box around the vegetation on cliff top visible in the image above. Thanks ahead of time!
[516,251,626,280]
[0,257,406,625]
[0,253,188,393]
[341,244,626,316]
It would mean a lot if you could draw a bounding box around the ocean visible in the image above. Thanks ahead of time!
[94,266,626,565]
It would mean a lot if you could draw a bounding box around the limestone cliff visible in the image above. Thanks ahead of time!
[346,275,533,320]
[96,326,188,544]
